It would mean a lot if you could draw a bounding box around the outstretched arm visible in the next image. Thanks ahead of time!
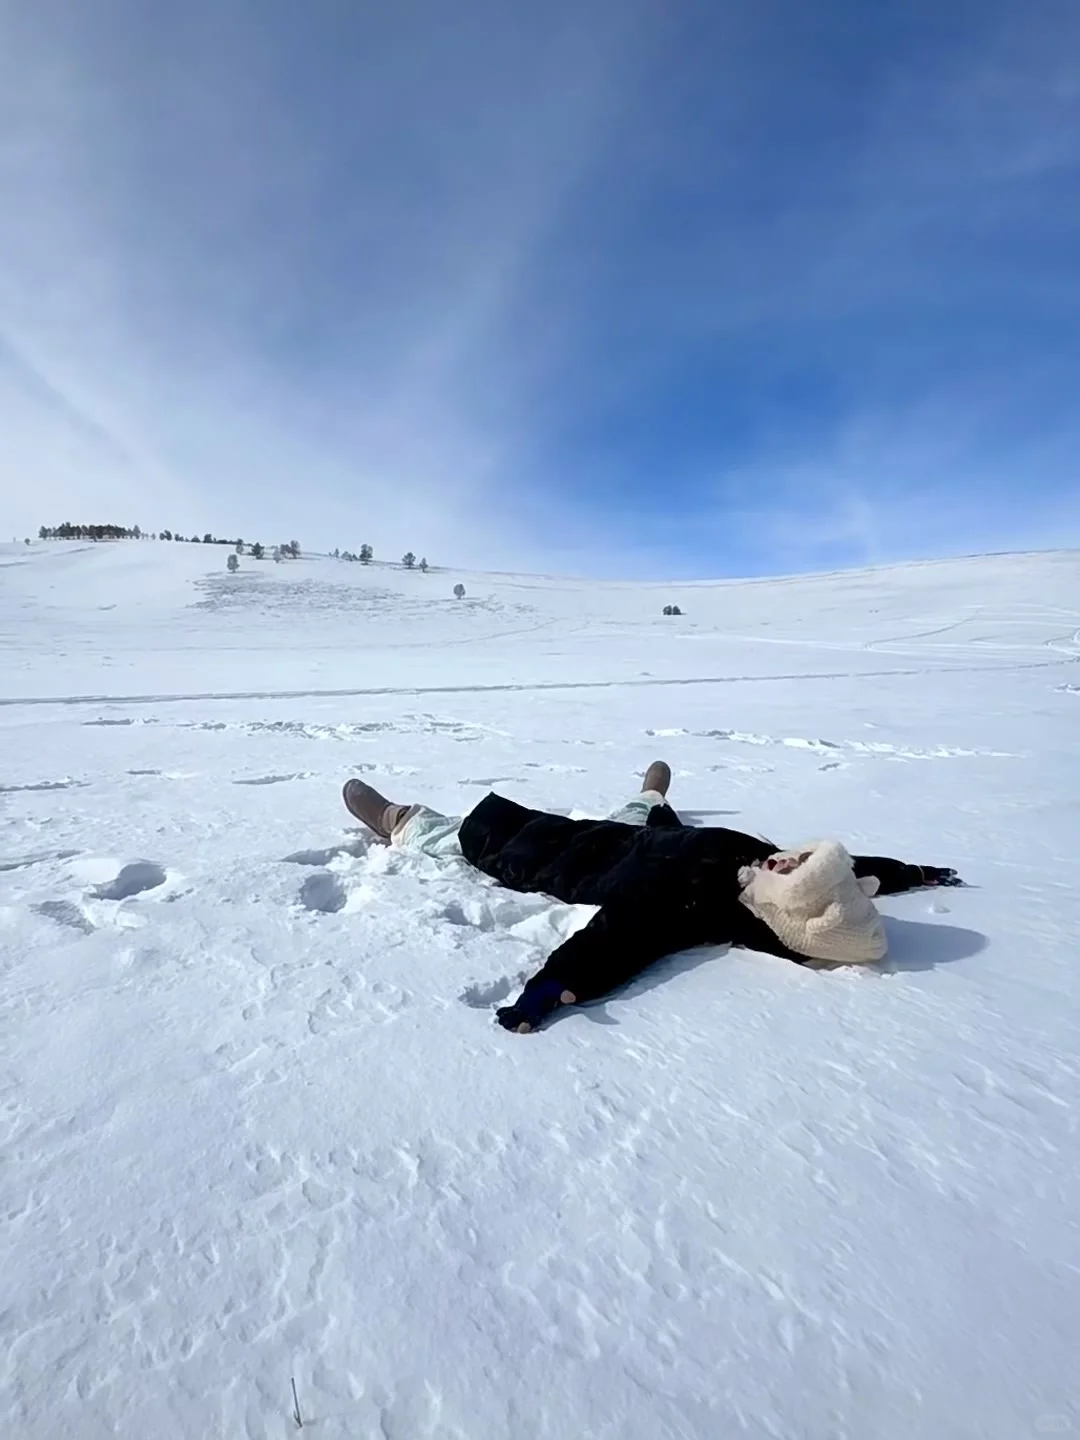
[495,902,701,1033]
[852,856,963,896]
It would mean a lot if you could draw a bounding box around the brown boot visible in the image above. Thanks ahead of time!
[342,779,414,840]
[642,760,671,798]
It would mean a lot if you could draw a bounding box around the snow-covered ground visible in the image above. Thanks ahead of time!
[2,539,1079,1439]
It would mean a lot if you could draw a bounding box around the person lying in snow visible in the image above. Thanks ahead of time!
[342,762,962,1034]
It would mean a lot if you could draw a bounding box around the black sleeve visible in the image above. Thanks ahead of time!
[852,855,928,895]
[518,902,701,1007]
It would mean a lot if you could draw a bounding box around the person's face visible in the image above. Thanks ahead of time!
[764,849,813,875]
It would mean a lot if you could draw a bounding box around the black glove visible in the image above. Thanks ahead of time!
[496,1005,533,1033]
[494,978,565,1033]
[920,866,963,887]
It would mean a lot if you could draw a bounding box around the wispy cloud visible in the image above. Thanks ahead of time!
[0,0,656,560]
[1,0,1078,575]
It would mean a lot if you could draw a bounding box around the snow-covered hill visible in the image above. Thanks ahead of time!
[2,540,1078,1438]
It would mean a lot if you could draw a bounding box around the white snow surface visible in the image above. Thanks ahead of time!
[2,540,1079,1439]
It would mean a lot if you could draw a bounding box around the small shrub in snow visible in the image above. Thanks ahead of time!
[227,553,239,573]
[454,583,466,600]
[419,557,429,572]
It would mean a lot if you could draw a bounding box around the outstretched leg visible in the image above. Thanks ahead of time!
[343,779,467,859]
[604,760,675,827]
[642,760,671,798]
[342,779,415,840]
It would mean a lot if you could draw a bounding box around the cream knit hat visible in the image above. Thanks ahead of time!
[738,840,887,964]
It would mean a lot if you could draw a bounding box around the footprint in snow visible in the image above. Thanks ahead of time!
[284,839,371,866]
[0,849,80,874]
[459,971,532,1008]
[83,717,159,727]
[33,899,97,933]
[90,861,168,901]
[299,872,347,914]
[0,779,88,793]
[233,772,314,786]
[32,859,171,926]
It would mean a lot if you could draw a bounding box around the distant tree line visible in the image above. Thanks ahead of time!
[37,526,433,574]
[158,530,247,546]
[38,524,307,559]
[39,523,144,541]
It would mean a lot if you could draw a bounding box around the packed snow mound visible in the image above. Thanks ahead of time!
[1,539,1079,1439]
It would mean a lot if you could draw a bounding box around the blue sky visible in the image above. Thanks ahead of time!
[1,0,1078,578]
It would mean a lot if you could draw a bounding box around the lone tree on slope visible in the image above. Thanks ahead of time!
[402,552,416,569]
[360,544,373,563]
[227,553,239,573]
[251,542,265,559]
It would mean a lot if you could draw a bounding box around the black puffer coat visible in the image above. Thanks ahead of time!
[459,793,925,1013]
